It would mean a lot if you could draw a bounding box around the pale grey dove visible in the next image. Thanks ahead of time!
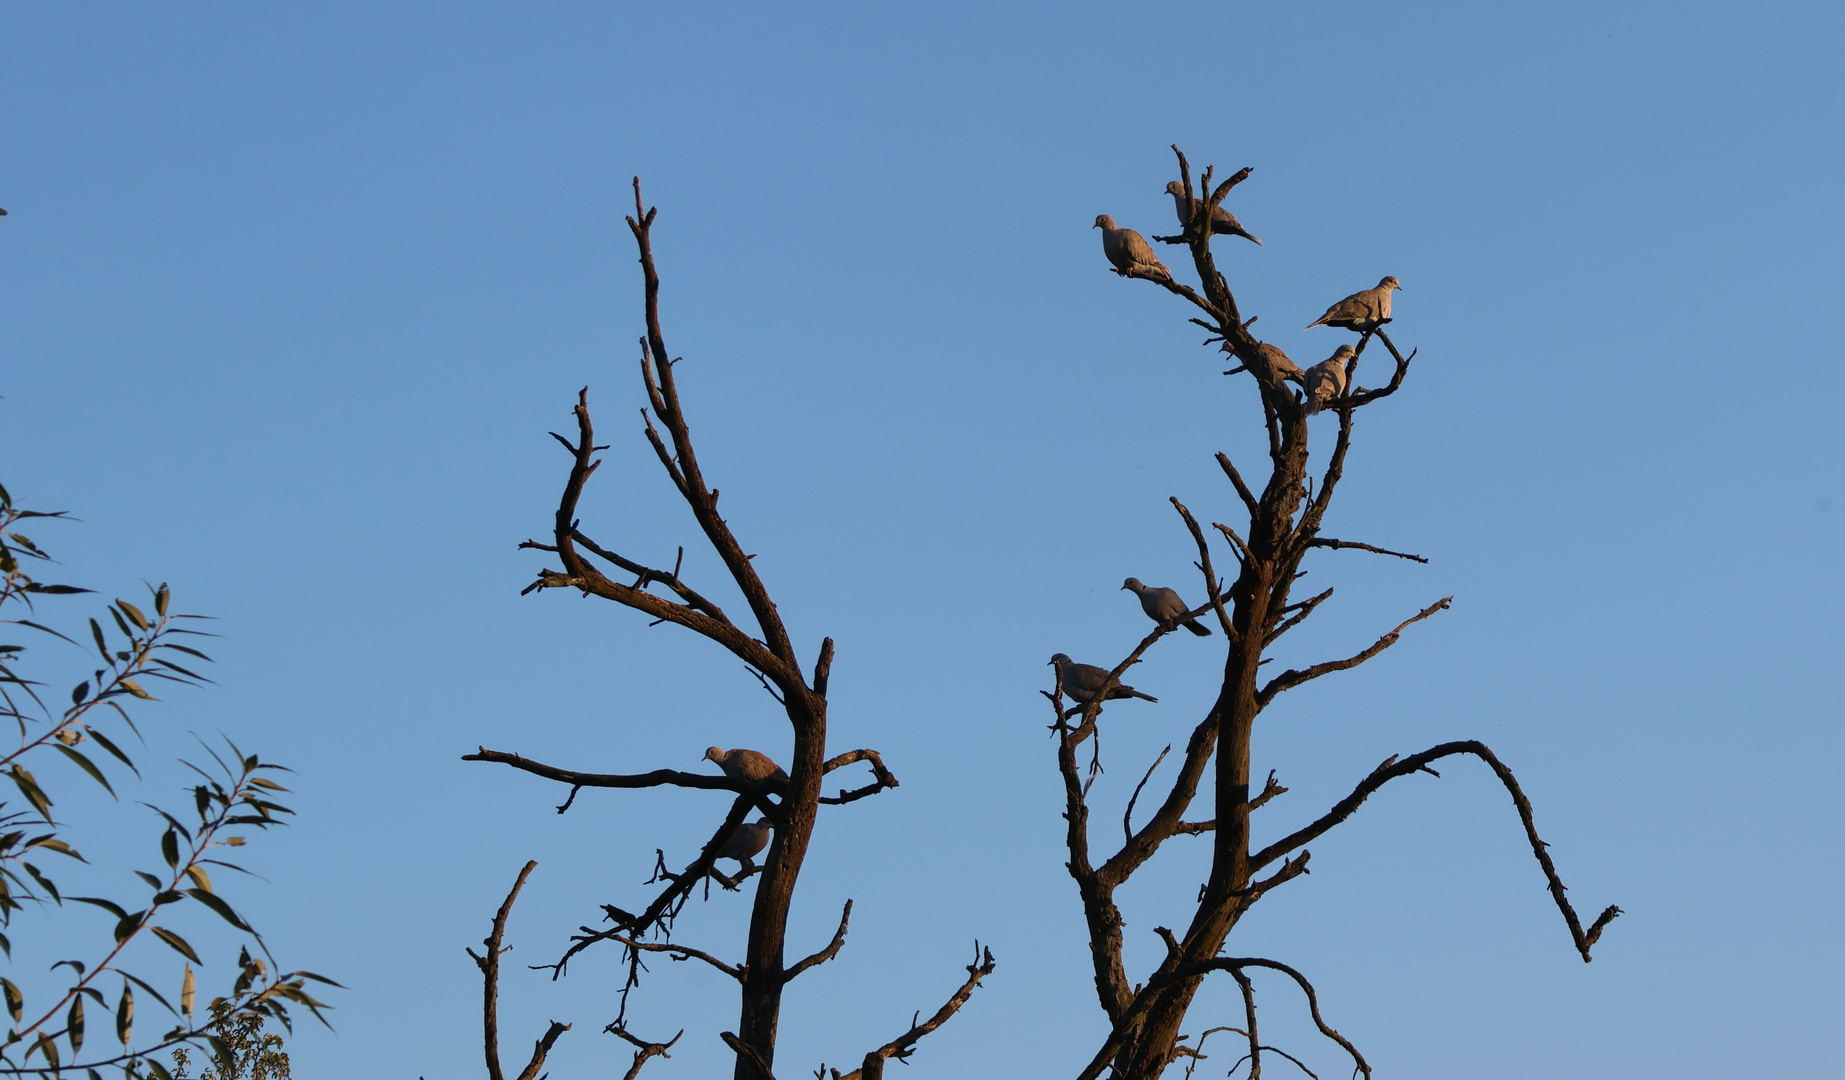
[705,747,790,789]
[717,818,772,869]
[1252,342,1304,386]
[1094,215,1172,282]
[1305,276,1401,331]
[1164,181,1261,246]
[1303,345,1354,414]
[1122,578,1211,637]
[1049,653,1158,704]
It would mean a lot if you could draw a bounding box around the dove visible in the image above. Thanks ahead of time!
[1094,215,1172,282]
[1305,276,1401,331]
[1164,181,1261,245]
[1252,342,1304,385]
[1303,345,1354,414]
[1122,578,1211,637]
[705,747,790,789]
[717,818,773,870]
[1049,653,1158,704]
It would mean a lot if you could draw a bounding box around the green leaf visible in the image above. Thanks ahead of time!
[117,601,150,631]
[23,860,62,902]
[153,584,169,618]
[148,927,201,964]
[89,618,109,658]
[161,827,179,870]
[25,836,84,861]
[29,1030,58,1068]
[180,964,194,1019]
[185,888,249,931]
[135,871,162,891]
[9,765,53,820]
[72,896,129,920]
[114,910,147,943]
[67,993,84,1056]
[119,678,154,700]
[247,777,290,793]
[146,1061,174,1080]
[1,976,21,1023]
[184,865,212,893]
[84,727,139,776]
[54,744,115,798]
[115,982,133,1046]
[70,681,89,705]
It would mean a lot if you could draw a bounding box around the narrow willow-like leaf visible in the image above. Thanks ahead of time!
[9,765,53,820]
[148,927,200,964]
[115,981,134,1046]
[117,601,149,632]
[67,993,84,1056]
[161,828,179,870]
[54,744,115,798]
[84,727,139,776]
[1,976,21,1022]
[180,964,194,1019]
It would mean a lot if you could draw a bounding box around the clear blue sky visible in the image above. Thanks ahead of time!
[4,3,1841,1077]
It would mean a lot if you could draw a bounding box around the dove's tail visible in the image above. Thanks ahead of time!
[1182,619,1212,637]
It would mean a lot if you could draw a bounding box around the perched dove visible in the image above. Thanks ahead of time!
[1049,653,1158,704]
[1122,578,1211,637]
[1094,215,1172,282]
[705,747,790,789]
[1252,342,1304,386]
[1164,181,1261,246]
[717,818,773,869]
[1305,276,1401,331]
[1303,345,1355,414]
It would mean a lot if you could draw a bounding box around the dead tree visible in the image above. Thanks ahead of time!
[464,180,992,1080]
[1052,147,1621,1080]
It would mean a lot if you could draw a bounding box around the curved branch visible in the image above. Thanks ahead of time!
[1249,740,1622,962]
[1257,597,1451,705]
[605,933,743,980]
[783,900,852,983]
[1173,959,1369,1080]
[818,749,900,805]
[609,1025,683,1080]
[827,944,996,1080]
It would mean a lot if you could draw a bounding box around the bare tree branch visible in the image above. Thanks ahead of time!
[783,900,853,984]
[1257,597,1451,705]
[825,944,997,1080]
[467,861,570,1080]
[603,933,744,981]
[817,749,900,805]
[1249,740,1622,961]
[1124,745,1172,844]
[1305,537,1427,563]
[609,1025,683,1080]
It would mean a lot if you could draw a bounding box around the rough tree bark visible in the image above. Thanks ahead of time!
[464,181,991,1080]
[1053,147,1621,1080]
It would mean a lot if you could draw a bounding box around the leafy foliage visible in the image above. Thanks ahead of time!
[0,481,336,1077]
[168,1003,289,1080]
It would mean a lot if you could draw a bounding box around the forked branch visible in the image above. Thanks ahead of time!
[467,861,571,1080]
